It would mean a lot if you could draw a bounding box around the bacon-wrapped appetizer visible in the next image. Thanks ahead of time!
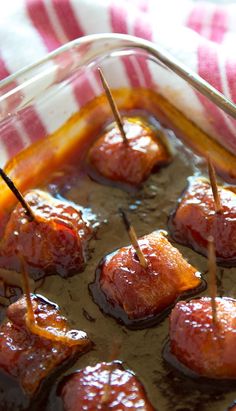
[0,189,92,279]
[90,230,203,328]
[87,68,171,188]
[0,293,90,396]
[61,361,155,410]
[88,116,171,187]
[169,177,236,265]
[169,296,236,379]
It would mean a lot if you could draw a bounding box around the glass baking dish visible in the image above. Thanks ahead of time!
[1,33,236,212]
[1,34,236,411]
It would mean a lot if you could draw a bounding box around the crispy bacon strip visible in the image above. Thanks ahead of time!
[169,297,236,379]
[0,189,92,279]
[169,177,236,265]
[88,117,171,186]
[0,294,90,395]
[97,230,202,322]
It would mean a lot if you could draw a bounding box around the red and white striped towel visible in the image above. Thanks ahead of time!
[1,0,236,165]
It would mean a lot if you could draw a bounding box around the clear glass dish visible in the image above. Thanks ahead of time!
[0,33,236,188]
[1,34,236,411]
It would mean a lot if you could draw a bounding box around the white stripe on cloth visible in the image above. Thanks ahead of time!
[0,0,47,73]
[44,0,70,43]
[35,82,79,134]
[70,0,112,34]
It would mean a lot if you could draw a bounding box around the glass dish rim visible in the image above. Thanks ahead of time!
[0,33,236,120]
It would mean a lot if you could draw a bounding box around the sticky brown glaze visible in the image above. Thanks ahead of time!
[61,361,155,410]
[0,294,90,396]
[169,177,236,265]
[87,117,171,186]
[169,297,236,379]
[0,190,93,280]
[91,231,202,327]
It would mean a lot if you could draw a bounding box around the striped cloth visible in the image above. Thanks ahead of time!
[1,0,236,165]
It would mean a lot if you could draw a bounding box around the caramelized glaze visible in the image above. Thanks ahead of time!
[169,297,236,379]
[0,294,90,396]
[0,190,92,279]
[88,117,171,186]
[169,178,236,265]
[0,93,236,410]
[61,361,155,410]
[90,230,204,328]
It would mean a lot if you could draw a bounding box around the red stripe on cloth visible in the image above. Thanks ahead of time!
[110,2,128,33]
[199,44,223,93]
[187,3,228,43]
[26,0,61,51]
[0,57,10,81]
[110,3,142,88]
[122,57,143,87]
[0,57,47,150]
[20,107,47,143]
[209,7,228,43]
[0,60,24,158]
[133,15,153,88]
[188,4,236,150]
[186,3,206,34]
[51,0,97,110]
[226,58,236,104]
[0,119,25,158]
[52,0,85,40]
[133,15,152,40]
[0,57,22,110]
[73,73,95,107]
[198,43,236,152]
[26,0,77,79]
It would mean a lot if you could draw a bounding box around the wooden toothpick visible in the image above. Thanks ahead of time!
[20,257,88,347]
[207,157,222,214]
[207,236,218,326]
[119,208,147,268]
[98,67,128,144]
[21,257,35,325]
[0,168,35,221]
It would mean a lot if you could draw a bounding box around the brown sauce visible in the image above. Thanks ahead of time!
[0,97,236,410]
